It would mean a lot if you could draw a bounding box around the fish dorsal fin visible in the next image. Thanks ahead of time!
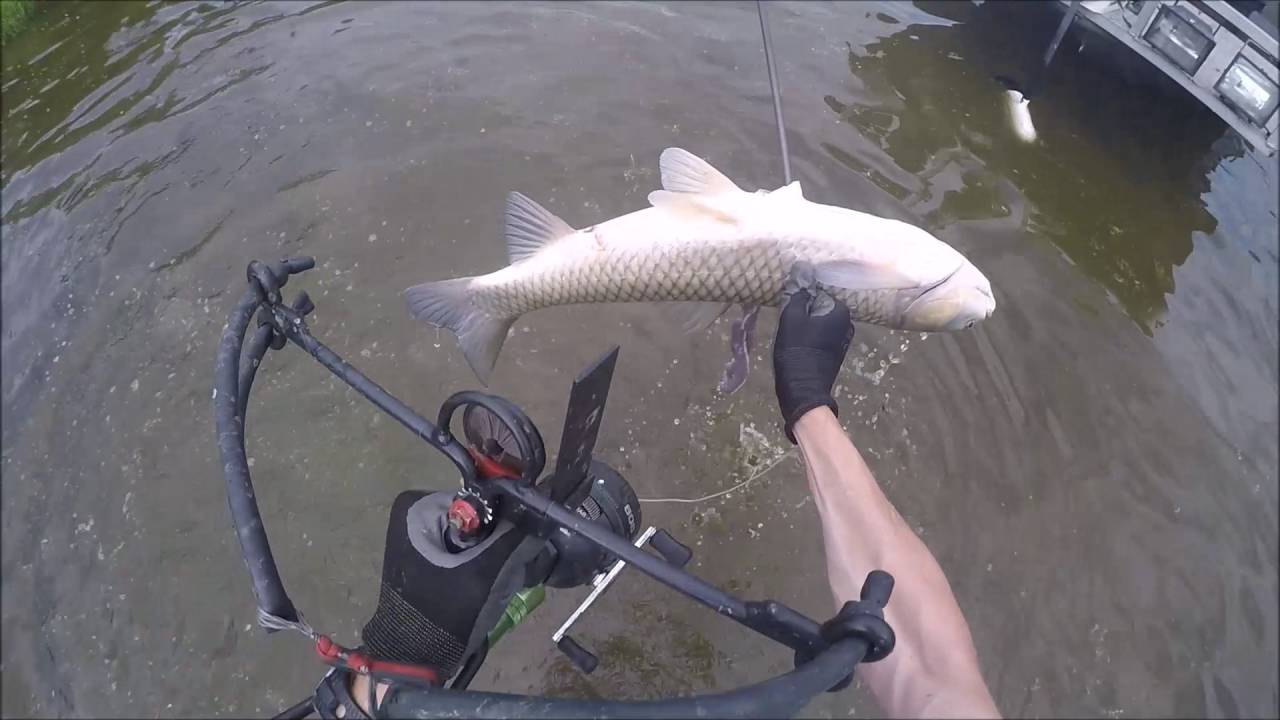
[506,192,574,263]
[814,260,920,291]
[659,148,743,195]
[647,190,738,224]
[771,181,804,199]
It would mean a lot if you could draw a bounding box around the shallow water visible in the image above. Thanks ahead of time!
[2,1,1276,717]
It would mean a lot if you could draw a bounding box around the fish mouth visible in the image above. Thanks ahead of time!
[979,285,995,317]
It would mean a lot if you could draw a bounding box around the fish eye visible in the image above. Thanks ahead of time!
[965,320,975,329]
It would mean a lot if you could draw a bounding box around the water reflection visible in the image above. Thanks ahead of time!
[0,0,337,427]
[820,0,1241,332]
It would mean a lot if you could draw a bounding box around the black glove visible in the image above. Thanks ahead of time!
[773,287,854,443]
[360,491,544,680]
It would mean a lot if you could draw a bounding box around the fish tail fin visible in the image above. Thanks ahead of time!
[404,278,515,385]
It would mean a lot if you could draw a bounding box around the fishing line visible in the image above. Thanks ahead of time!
[757,0,792,185]
[640,449,796,504]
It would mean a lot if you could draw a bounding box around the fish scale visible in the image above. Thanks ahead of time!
[484,239,785,316]
[404,148,994,385]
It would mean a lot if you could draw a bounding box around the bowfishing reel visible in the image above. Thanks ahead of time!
[541,460,641,587]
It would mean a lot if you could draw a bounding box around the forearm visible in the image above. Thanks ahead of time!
[794,408,998,718]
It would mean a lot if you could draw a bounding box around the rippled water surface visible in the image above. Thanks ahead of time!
[2,1,1277,717]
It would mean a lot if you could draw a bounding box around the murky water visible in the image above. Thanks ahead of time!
[2,1,1276,717]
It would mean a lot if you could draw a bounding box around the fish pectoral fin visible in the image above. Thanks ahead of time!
[647,190,738,225]
[813,260,919,291]
[659,148,743,195]
[506,191,575,263]
[718,304,760,395]
[681,301,734,334]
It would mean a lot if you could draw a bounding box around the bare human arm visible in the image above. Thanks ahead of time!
[770,285,997,718]
[794,408,999,718]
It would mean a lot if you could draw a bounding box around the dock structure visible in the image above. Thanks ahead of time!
[1065,0,1278,155]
